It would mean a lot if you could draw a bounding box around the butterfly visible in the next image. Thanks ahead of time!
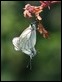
[12,22,36,59]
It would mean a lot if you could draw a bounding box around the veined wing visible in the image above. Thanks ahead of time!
[19,24,36,56]
[20,25,32,39]
[12,23,36,57]
[12,25,32,51]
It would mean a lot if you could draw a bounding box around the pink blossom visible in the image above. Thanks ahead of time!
[23,4,43,20]
[37,22,49,38]
[23,1,61,20]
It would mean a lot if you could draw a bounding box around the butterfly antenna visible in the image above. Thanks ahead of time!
[30,55,32,70]
[26,55,32,70]
[26,62,29,68]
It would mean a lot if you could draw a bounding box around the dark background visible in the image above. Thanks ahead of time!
[1,1,61,81]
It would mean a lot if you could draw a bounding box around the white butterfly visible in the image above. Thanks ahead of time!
[12,22,36,59]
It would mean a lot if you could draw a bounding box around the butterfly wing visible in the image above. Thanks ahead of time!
[12,37,20,51]
[19,24,36,56]
[28,23,36,47]
[12,23,36,57]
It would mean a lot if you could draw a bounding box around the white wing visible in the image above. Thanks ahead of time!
[12,23,36,57]
[12,37,20,51]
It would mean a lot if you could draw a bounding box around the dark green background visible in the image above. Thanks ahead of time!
[1,1,61,81]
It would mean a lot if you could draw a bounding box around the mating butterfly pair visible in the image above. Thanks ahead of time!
[12,21,48,59]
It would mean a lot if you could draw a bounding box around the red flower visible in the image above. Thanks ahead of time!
[37,22,49,38]
[23,1,60,20]
[23,4,43,20]
[23,1,60,38]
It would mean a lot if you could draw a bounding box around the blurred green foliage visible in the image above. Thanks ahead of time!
[1,1,61,81]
